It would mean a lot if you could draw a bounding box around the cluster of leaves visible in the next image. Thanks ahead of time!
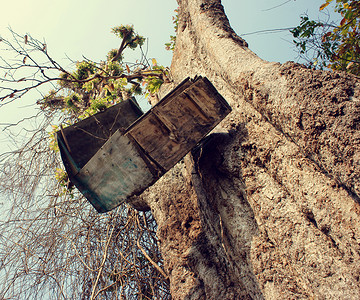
[54,167,74,196]
[291,0,360,75]
[143,63,166,97]
[165,8,179,51]
[111,25,146,51]
[38,25,168,121]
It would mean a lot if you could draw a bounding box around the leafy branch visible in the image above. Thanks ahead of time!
[165,8,179,51]
[1,25,170,119]
[291,0,360,75]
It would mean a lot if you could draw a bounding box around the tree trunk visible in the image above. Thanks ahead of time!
[131,0,360,298]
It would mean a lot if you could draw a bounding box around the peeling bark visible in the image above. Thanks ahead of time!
[129,0,360,298]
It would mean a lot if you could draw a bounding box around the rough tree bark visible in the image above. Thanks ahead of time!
[130,0,360,299]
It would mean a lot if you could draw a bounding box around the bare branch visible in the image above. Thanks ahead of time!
[0,26,170,299]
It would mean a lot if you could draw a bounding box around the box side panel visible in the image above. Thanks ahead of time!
[75,131,157,212]
[58,99,143,169]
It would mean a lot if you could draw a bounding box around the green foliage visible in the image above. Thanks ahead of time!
[49,125,60,152]
[165,35,177,52]
[107,48,121,61]
[145,77,164,96]
[41,26,166,120]
[111,25,145,49]
[291,16,324,42]
[131,84,142,95]
[291,0,360,75]
[64,93,81,111]
[58,72,72,88]
[106,61,123,76]
[165,8,179,51]
[89,97,110,112]
[143,65,169,97]
[73,61,96,81]
[54,167,74,196]
[128,35,145,49]
[111,25,135,40]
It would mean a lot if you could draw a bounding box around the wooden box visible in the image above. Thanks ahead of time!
[57,77,231,213]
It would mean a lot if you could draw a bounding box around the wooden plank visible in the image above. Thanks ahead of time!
[156,77,193,105]
[58,76,232,213]
[185,77,231,120]
[127,77,232,170]
[125,113,184,170]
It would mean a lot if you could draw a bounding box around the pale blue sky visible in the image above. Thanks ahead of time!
[0,0,331,69]
[0,0,332,137]
[223,0,332,63]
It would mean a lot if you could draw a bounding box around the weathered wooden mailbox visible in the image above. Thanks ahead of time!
[57,76,231,213]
